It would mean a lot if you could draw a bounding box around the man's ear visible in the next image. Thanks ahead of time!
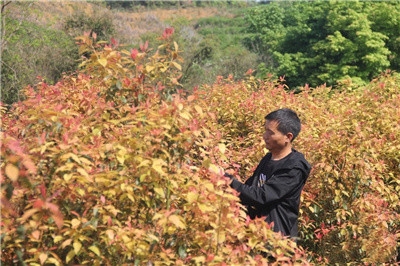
[286,132,294,142]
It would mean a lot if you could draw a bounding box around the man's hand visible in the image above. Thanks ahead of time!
[225,169,235,176]
[224,172,234,180]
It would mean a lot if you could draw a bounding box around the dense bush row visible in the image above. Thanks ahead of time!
[2,30,399,264]
[1,31,306,265]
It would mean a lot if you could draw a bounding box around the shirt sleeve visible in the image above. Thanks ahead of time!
[230,168,304,206]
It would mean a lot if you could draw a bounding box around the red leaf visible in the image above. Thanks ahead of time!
[130,48,138,60]
[162,27,174,39]
[46,202,64,229]
[71,211,80,218]
[1,196,17,217]
[111,38,117,47]
[40,184,47,198]
[51,213,64,229]
[33,199,45,209]
[245,69,254,75]
[206,254,215,262]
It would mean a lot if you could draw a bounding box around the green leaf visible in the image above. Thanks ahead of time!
[178,245,187,259]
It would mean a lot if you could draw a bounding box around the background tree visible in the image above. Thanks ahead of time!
[244,1,398,89]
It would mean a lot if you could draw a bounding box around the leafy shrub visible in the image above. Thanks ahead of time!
[201,73,400,263]
[1,30,307,265]
[1,17,79,105]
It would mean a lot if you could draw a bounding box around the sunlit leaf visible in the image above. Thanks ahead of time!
[5,163,19,182]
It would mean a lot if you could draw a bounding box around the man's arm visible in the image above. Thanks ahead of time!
[229,169,304,206]
[224,172,256,206]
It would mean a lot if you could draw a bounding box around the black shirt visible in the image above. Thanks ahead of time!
[229,149,311,239]
[257,153,292,187]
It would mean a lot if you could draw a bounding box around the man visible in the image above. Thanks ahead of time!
[225,108,311,240]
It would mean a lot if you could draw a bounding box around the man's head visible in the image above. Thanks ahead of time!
[263,108,301,152]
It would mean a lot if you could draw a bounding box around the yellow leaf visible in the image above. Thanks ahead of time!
[174,41,179,51]
[204,182,214,191]
[20,208,40,223]
[73,241,82,254]
[152,159,166,175]
[382,221,388,228]
[146,65,154,73]
[66,250,75,263]
[39,253,48,265]
[79,157,92,166]
[76,168,89,178]
[148,234,159,242]
[137,160,151,168]
[194,105,203,115]
[208,164,221,175]
[61,239,72,249]
[76,188,85,196]
[127,193,135,203]
[53,236,63,243]
[98,58,107,67]
[154,187,165,198]
[180,111,191,120]
[218,143,226,154]
[71,219,81,229]
[89,246,100,256]
[117,153,126,165]
[106,230,115,240]
[60,153,81,164]
[5,163,19,182]
[92,128,101,136]
[63,173,73,182]
[248,237,258,249]
[218,232,226,244]
[47,258,60,266]
[186,192,197,204]
[198,203,213,213]
[169,215,186,229]
[172,61,182,71]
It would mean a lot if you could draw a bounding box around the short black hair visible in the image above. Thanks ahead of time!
[265,108,301,142]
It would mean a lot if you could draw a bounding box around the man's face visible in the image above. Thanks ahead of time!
[263,120,291,152]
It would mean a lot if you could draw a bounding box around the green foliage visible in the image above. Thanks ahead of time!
[175,14,258,90]
[63,10,114,40]
[135,12,258,91]
[1,17,79,105]
[244,2,399,88]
